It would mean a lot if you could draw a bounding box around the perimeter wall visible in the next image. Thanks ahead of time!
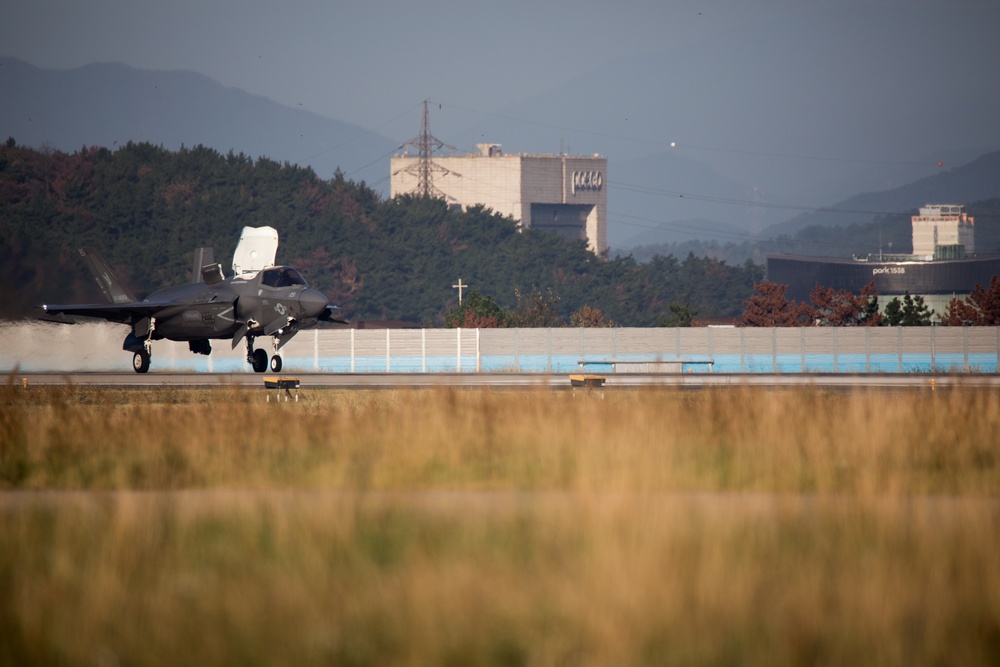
[3,322,998,374]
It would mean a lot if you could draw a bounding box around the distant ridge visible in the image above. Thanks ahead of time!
[760,151,1000,237]
[0,57,399,188]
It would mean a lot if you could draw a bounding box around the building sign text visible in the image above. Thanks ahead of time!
[572,170,603,194]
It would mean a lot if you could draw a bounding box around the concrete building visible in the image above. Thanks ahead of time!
[390,144,607,255]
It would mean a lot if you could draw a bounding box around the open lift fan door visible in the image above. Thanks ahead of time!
[232,226,279,276]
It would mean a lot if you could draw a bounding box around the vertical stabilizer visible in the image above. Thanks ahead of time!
[79,248,137,304]
[232,226,279,276]
[191,247,216,283]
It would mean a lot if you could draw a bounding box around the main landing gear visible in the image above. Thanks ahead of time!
[130,317,156,373]
[245,335,282,373]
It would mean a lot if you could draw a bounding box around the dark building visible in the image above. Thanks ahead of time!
[766,204,1000,317]
[766,253,1000,303]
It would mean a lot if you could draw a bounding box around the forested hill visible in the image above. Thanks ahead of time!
[0,140,762,325]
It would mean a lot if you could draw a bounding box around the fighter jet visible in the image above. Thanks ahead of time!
[39,226,345,373]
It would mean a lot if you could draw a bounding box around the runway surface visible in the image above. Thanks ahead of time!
[10,371,1000,389]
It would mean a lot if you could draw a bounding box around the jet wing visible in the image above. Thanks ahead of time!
[39,302,167,325]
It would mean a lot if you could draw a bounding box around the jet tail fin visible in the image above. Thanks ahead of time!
[79,248,137,304]
[191,247,216,283]
[201,263,225,285]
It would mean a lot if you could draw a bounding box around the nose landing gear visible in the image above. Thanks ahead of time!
[269,334,283,372]
[132,351,151,373]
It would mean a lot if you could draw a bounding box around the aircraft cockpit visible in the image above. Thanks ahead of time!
[260,267,308,288]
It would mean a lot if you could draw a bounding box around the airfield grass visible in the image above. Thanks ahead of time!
[1,383,999,665]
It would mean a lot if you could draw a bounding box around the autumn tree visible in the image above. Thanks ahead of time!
[942,275,1000,325]
[569,304,615,327]
[444,290,511,328]
[809,280,881,326]
[510,287,564,327]
[741,281,814,326]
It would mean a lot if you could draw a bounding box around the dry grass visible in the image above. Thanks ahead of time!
[1,384,999,665]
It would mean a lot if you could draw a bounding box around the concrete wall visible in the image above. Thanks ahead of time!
[3,322,998,374]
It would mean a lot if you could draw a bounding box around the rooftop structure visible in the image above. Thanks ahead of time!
[911,204,975,260]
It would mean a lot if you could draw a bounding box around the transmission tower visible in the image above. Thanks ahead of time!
[396,99,458,199]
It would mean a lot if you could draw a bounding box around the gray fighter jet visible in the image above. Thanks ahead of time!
[39,226,345,373]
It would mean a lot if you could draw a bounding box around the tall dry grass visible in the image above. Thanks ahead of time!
[1,385,997,494]
[1,384,999,665]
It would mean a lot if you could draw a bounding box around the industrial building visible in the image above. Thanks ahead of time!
[390,143,608,255]
[767,204,1000,316]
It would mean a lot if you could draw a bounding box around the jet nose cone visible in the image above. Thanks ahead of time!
[299,288,329,318]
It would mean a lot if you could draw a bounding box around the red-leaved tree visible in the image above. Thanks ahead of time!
[943,275,1000,325]
[741,281,815,327]
[809,280,882,326]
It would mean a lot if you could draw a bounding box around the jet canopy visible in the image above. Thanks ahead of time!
[259,267,308,288]
[232,226,278,276]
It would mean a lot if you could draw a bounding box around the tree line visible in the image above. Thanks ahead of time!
[0,139,762,325]
[4,139,995,328]
[741,278,1000,327]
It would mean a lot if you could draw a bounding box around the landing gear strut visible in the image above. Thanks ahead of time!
[130,317,156,373]
[270,335,282,373]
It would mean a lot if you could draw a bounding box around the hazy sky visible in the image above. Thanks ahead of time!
[5,0,1000,235]
[10,1,994,134]
[4,0,772,128]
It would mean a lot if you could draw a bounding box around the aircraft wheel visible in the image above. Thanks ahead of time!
[251,348,268,373]
[270,355,282,373]
[132,351,151,374]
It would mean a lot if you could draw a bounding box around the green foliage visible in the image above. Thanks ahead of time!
[883,292,934,326]
[0,142,765,325]
[659,302,698,327]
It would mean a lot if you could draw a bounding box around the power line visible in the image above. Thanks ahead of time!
[433,100,942,168]
[296,101,425,165]
[610,181,904,217]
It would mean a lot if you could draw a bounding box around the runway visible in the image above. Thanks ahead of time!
[10,371,1000,390]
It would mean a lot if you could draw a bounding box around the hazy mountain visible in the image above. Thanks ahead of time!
[0,57,399,187]
[760,151,1000,238]
[607,151,772,251]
